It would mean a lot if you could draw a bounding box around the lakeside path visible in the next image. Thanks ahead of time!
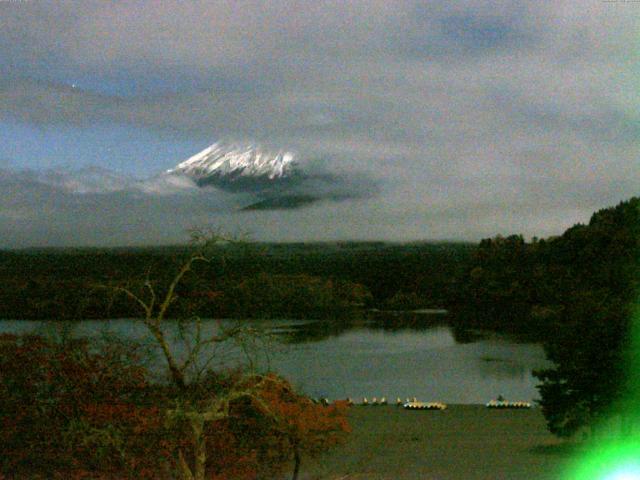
[304,405,574,480]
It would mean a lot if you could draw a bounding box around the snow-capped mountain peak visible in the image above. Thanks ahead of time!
[167,142,297,182]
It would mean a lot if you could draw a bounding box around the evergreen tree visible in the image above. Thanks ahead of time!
[534,197,640,437]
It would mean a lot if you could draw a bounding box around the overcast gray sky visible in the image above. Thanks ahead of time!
[0,0,637,247]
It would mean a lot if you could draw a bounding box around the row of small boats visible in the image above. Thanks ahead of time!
[403,401,447,410]
[313,397,532,410]
[485,400,532,409]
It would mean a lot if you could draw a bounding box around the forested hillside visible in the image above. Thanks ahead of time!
[456,197,640,338]
[0,242,474,320]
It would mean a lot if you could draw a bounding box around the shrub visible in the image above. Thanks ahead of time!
[0,334,171,478]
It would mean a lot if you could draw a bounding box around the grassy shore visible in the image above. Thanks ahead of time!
[302,405,577,480]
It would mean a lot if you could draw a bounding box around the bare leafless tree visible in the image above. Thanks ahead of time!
[102,229,273,480]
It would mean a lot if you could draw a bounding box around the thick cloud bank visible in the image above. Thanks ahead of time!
[0,164,380,247]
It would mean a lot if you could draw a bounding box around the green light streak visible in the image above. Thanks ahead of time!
[562,299,640,479]
[564,439,640,479]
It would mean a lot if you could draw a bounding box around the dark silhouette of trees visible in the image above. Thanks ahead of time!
[535,294,630,436]
[533,197,640,437]
[0,242,475,320]
[455,197,639,437]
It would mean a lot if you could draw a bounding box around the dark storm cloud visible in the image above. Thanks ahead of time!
[0,1,637,245]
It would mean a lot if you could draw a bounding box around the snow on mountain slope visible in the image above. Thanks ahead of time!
[164,141,378,208]
[166,143,300,189]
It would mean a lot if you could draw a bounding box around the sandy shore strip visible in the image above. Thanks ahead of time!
[303,405,577,480]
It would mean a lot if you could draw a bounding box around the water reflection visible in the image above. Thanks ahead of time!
[277,310,452,344]
[477,356,530,380]
[275,318,358,344]
[265,316,550,403]
[274,312,516,349]
[0,316,550,403]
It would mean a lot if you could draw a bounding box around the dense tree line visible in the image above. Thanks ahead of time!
[454,198,639,339]
[534,198,640,437]
[0,242,475,320]
[456,197,639,436]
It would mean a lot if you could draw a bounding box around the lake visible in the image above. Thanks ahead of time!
[0,315,550,404]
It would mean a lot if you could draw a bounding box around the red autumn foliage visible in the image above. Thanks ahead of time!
[205,374,351,479]
[0,335,350,479]
[0,334,172,479]
[156,372,351,479]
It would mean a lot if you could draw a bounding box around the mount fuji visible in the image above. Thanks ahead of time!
[12,142,377,211]
[165,142,372,210]
[166,142,306,193]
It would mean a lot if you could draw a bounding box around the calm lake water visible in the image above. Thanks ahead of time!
[0,316,550,404]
